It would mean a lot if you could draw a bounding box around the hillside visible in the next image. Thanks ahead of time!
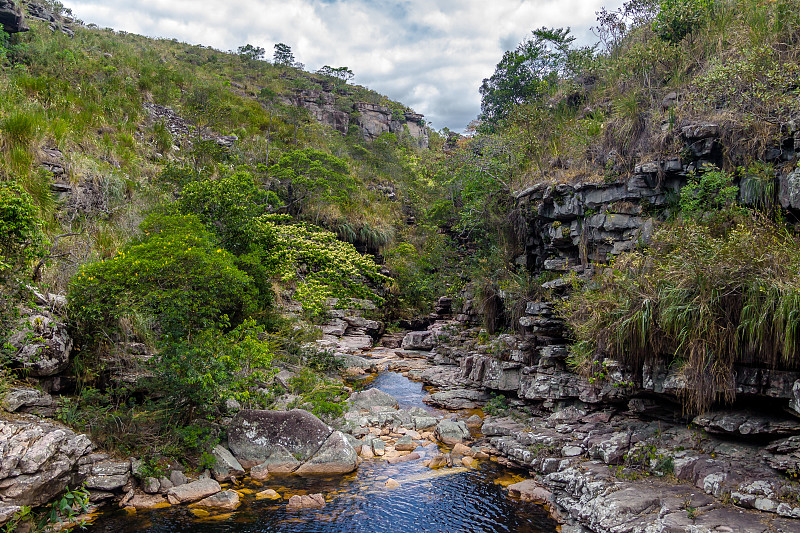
[2,0,800,531]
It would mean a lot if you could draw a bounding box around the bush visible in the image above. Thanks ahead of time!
[0,182,45,281]
[153,319,276,417]
[68,213,257,340]
[652,0,714,43]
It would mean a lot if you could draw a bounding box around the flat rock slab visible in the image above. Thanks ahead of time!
[287,493,325,510]
[228,409,332,468]
[424,389,489,410]
[191,490,240,510]
[507,480,552,504]
[166,478,221,504]
[347,388,399,411]
[693,410,800,437]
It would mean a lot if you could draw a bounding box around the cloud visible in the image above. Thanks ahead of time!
[62,0,623,132]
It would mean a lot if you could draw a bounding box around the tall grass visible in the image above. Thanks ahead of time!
[562,210,800,413]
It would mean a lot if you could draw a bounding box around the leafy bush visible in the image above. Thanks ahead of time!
[678,169,738,215]
[652,0,714,42]
[561,210,800,413]
[153,319,276,416]
[68,213,257,340]
[0,182,45,281]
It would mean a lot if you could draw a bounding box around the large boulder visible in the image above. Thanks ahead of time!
[0,1,27,33]
[0,415,93,507]
[6,314,72,377]
[434,420,471,445]
[401,331,436,350]
[210,445,244,481]
[424,389,490,410]
[227,409,333,469]
[347,388,399,411]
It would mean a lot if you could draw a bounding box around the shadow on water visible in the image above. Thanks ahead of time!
[85,371,559,533]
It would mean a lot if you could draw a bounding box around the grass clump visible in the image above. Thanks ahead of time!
[561,209,800,413]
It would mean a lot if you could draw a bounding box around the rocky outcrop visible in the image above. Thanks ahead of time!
[6,313,72,377]
[0,414,93,508]
[227,409,357,475]
[284,90,350,134]
[0,1,28,33]
[353,103,429,148]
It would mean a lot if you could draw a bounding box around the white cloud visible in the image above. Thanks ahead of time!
[61,0,624,131]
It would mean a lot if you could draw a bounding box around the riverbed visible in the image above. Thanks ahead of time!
[85,370,559,533]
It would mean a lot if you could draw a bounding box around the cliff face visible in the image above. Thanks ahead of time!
[0,0,27,33]
[285,89,430,149]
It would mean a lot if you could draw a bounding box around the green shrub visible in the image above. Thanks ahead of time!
[68,213,257,340]
[679,169,738,216]
[0,182,45,281]
[153,319,277,416]
[653,0,714,43]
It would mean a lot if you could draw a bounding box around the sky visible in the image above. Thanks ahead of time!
[61,0,623,132]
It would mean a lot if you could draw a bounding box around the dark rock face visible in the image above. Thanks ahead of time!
[0,1,28,33]
[228,409,333,468]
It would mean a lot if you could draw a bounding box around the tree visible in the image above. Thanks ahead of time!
[0,182,45,282]
[479,27,590,124]
[317,65,354,84]
[236,43,265,61]
[273,43,295,66]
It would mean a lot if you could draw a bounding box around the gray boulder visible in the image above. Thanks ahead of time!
[166,478,221,504]
[780,168,800,211]
[424,389,490,410]
[6,315,72,376]
[434,420,471,445]
[228,409,332,468]
[2,387,56,416]
[347,388,399,411]
[0,1,28,33]
[294,431,358,475]
[401,331,436,350]
[210,445,244,481]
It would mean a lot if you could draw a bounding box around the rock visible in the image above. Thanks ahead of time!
[434,420,471,445]
[158,477,173,491]
[165,478,221,504]
[192,490,240,510]
[428,454,452,468]
[143,477,160,494]
[210,445,244,481]
[336,354,378,372]
[394,435,416,451]
[294,431,358,475]
[681,123,719,140]
[286,493,325,510]
[401,331,436,350]
[2,387,56,416]
[371,438,386,457]
[126,493,168,509]
[359,444,374,459]
[386,452,421,465]
[274,370,296,391]
[384,478,401,489]
[424,389,490,410]
[0,415,94,507]
[693,410,800,437]
[169,470,187,487]
[6,314,72,376]
[347,388,399,411]
[465,415,483,427]
[255,488,281,500]
[227,409,332,468]
[0,0,28,33]
[780,168,800,211]
[661,91,678,109]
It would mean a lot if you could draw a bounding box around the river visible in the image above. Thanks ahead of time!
[85,370,559,533]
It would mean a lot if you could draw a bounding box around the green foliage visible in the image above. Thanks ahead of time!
[153,319,276,416]
[561,210,800,413]
[479,27,592,124]
[678,169,738,216]
[237,44,265,61]
[0,182,45,280]
[68,213,257,340]
[273,43,294,66]
[484,393,510,416]
[270,148,358,220]
[653,0,714,42]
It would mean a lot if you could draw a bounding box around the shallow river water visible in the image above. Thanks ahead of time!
[85,372,559,533]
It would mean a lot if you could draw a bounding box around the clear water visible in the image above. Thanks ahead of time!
[85,372,558,533]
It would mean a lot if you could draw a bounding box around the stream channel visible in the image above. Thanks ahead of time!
[85,367,559,533]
